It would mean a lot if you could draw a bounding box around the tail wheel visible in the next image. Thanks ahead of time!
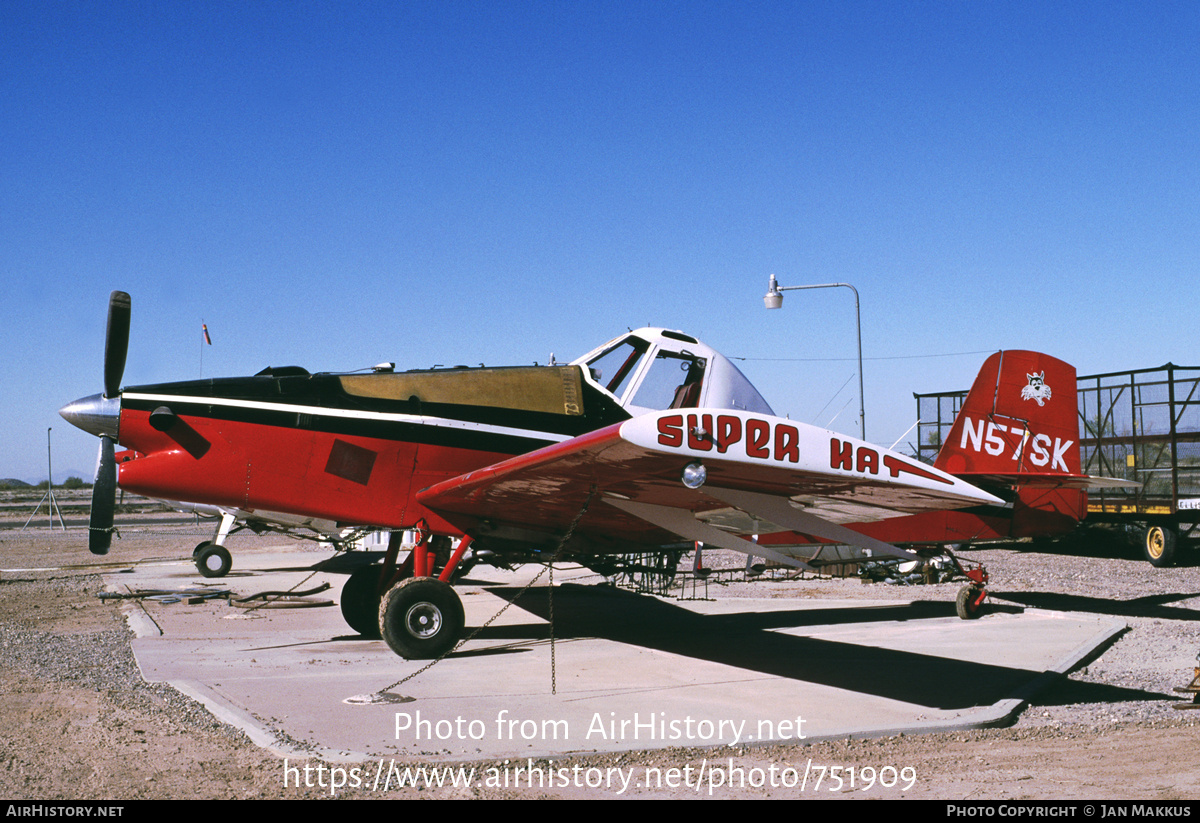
[379,577,464,660]
[195,544,232,578]
[956,584,985,620]
[340,565,384,639]
[1143,524,1178,568]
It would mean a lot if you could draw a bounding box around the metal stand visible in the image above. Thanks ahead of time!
[19,428,66,532]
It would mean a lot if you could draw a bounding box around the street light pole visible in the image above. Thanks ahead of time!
[763,274,866,441]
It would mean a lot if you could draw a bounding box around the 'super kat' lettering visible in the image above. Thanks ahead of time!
[653,413,950,484]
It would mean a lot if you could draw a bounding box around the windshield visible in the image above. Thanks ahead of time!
[586,338,649,401]
[628,351,706,410]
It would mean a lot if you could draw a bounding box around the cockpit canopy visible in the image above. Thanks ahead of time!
[572,328,774,417]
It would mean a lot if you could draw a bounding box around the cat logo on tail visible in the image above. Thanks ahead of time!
[1021,371,1052,406]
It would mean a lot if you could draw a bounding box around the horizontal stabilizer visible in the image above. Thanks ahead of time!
[956,473,1141,491]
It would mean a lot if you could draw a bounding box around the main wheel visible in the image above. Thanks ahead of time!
[1143,524,1178,567]
[955,584,984,620]
[340,565,384,638]
[195,544,232,578]
[379,577,464,660]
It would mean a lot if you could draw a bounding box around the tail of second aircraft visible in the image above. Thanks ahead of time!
[934,350,1086,536]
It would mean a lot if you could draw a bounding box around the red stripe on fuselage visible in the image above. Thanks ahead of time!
[115,409,515,533]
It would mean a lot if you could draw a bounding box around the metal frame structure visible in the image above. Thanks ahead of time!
[1075,363,1200,517]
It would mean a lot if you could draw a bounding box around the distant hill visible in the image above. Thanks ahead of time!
[0,478,91,490]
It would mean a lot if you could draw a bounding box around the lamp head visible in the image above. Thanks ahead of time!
[763,273,783,309]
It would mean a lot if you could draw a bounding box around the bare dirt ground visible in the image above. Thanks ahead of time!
[1,516,1198,800]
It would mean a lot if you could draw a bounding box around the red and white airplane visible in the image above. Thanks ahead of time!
[59,292,1110,659]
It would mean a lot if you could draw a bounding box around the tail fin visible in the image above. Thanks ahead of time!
[935,350,1080,479]
[935,350,1085,536]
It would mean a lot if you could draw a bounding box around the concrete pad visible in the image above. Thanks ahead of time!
[110,547,1126,763]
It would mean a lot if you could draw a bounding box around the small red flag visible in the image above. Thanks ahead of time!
[202,324,212,345]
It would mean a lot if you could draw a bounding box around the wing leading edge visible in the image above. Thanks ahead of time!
[416,409,1004,568]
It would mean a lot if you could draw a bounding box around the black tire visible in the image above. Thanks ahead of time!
[196,544,232,578]
[1142,524,1178,567]
[340,565,384,638]
[379,577,464,660]
[193,541,212,557]
[956,585,984,620]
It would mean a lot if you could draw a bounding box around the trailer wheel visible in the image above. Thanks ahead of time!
[1143,524,1178,567]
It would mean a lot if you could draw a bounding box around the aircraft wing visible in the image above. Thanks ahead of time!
[417,409,1004,569]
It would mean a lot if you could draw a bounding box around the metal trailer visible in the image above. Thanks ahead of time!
[914,362,1200,566]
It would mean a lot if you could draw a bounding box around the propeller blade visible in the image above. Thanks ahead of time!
[103,291,131,399]
[89,436,116,555]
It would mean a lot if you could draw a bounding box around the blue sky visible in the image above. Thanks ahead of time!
[3,1,1198,482]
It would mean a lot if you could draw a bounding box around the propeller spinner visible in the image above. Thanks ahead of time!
[59,291,130,555]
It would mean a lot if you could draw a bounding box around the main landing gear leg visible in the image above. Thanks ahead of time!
[337,529,474,659]
[379,536,473,660]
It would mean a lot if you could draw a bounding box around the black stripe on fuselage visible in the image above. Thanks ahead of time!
[121,371,629,454]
